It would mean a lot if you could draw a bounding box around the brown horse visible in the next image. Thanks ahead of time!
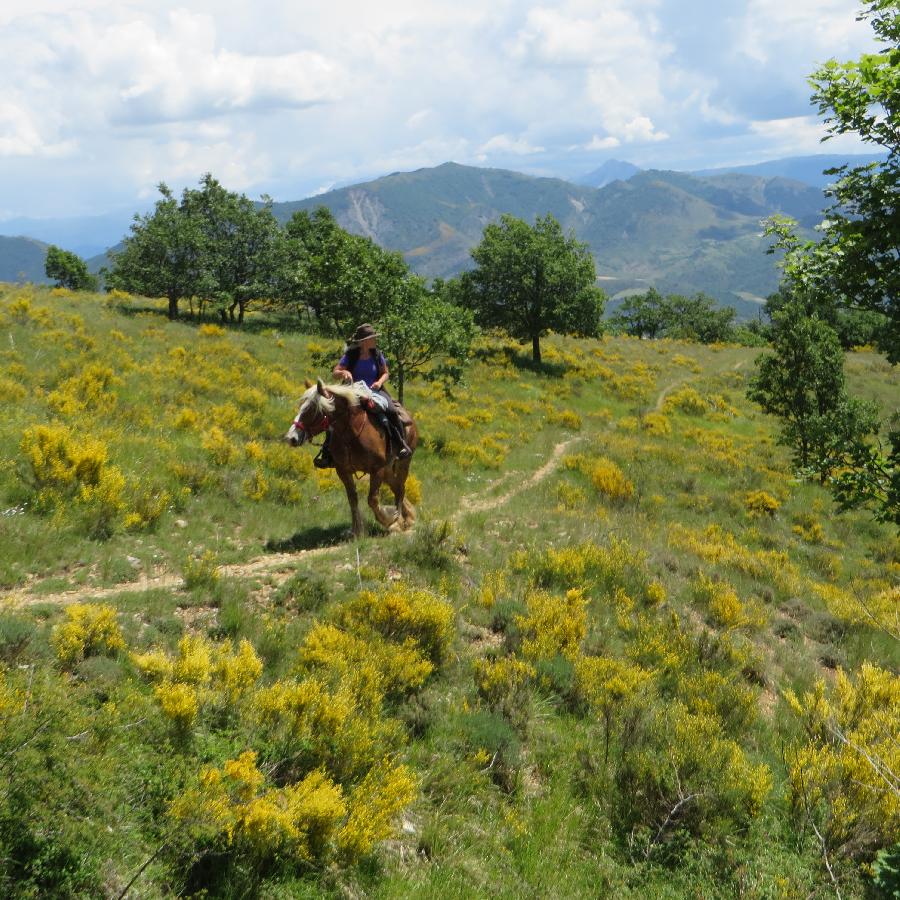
[285,379,418,537]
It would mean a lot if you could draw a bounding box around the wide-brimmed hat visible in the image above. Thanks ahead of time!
[347,323,379,346]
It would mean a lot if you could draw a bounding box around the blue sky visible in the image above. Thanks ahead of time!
[0,0,881,218]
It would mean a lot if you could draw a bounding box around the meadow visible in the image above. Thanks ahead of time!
[0,284,897,898]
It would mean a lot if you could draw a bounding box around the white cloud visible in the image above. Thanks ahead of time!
[585,135,621,150]
[737,0,872,65]
[749,114,867,154]
[478,134,545,155]
[0,0,886,218]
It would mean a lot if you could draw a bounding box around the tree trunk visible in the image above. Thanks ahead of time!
[167,295,179,320]
[396,365,405,405]
[532,333,542,364]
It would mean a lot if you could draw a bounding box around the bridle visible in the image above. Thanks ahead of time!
[292,409,329,446]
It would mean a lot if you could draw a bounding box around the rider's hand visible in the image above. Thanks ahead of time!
[341,371,353,384]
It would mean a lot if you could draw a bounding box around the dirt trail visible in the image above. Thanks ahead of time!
[5,357,750,608]
[452,436,583,522]
[4,438,583,608]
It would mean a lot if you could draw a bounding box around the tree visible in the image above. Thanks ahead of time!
[377,277,477,404]
[108,175,281,322]
[786,0,900,363]
[609,288,668,338]
[747,300,879,477]
[662,293,736,343]
[283,207,409,335]
[749,2,900,522]
[179,175,282,324]
[106,183,203,320]
[611,288,737,343]
[44,245,98,292]
[464,213,605,364]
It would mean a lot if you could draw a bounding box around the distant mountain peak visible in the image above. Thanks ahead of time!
[575,159,642,189]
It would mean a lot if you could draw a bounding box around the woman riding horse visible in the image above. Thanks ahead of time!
[286,376,418,537]
[315,323,412,468]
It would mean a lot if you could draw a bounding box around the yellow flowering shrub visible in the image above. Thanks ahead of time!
[21,424,109,495]
[784,664,900,859]
[641,412,672,436]
[676,670,759,736]
[155,681,200,729]
[663,385,709,415]
[217,639,265,702]
[51,602,125,667]
[693,574,768,630]
[556,481,587,510]
[476,570,508,609]
[566,454,634,502]
[745,490,780,516]
[182,550,220,589]
[547,408,582,430]
[171,751,347,862]
[299,623,433,698]
[337,758,418,857]
[243,469,269,501]
[669,523,797,592]
[340,587,454,665]
[47,363,120,416]
[253,675,399,782]
[516,588,587,661]
[683,427,742,470]
[615,701,772,845]
[575,655,654,713]
[473,655,535,710]
[202,426,240,466]
[519,538,646,599]
[792,513,826,544]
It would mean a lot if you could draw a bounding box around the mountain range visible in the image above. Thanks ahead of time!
[0,154,880,314]
[269,162,826,314]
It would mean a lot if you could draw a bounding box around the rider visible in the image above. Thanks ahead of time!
[314,323,412,468]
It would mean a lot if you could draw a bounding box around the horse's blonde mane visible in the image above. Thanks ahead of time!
[298,382,364,417]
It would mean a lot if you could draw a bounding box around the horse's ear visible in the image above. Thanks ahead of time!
[316,378,327,396]
[304,378,312,389]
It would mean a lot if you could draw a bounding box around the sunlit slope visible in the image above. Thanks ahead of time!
[0,284,896,898]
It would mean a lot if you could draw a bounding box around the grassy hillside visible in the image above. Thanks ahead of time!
[0,284,897,898]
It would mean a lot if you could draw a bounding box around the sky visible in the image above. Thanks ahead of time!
[0,0,883,219]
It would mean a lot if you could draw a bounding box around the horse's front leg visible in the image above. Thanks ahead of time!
[337,468,364,538]
[388,462,416,530]
[367,470,400,530]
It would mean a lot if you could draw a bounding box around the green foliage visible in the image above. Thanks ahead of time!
[805,0,900,363]
[43,245,98,292]
[612,288,736,343]
[378,277,476,403]
[108,175,282,322]
[464,213,605,363]
[747,299,879,474]
[282,206,408,334]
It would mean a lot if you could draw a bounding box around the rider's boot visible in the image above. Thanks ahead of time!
[391,421,412,460]
[313,431,335,469]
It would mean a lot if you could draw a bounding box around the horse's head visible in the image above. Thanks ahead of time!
[285,380,333,447]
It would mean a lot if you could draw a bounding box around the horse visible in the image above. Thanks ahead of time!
[285,379,418,538]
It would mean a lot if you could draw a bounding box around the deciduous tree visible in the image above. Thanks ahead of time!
[464,213,605,364]
[378,277,476,404]
[44,245,98,292]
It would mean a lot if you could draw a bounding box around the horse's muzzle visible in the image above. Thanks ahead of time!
[285,425,306,447]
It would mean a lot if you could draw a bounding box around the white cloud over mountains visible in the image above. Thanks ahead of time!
[0,0,878,218]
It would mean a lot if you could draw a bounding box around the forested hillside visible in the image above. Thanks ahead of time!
[271,162,825,307]
[0,285,896,897]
